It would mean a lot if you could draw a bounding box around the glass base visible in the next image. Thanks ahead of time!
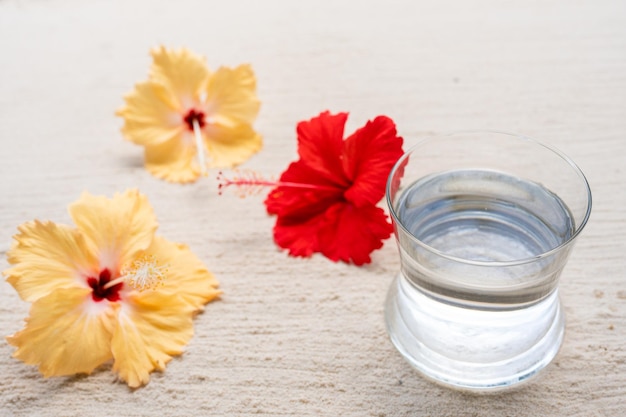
[384,275,565,392]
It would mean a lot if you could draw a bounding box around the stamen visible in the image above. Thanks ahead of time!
[122,254,168,291]
[192,119,208,176]
[217,170,278,197]
[217,170,340,197]
[102,254,168,292]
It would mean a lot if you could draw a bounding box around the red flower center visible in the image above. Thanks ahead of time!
[183,108,206,131]
[87,268,122,302]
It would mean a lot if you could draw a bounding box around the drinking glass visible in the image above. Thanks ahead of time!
[384,131,592,391]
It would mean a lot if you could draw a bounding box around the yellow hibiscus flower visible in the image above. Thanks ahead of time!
[117,46,262,183]
[4,189,220,387]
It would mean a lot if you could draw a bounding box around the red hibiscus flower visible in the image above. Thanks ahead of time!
[264,111,404,265]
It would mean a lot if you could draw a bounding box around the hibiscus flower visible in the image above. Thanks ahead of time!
[116,46,262,183]
[220,112,404,265]
[4,190,220,387]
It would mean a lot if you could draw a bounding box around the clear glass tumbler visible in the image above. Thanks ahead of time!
[384,131,592,391]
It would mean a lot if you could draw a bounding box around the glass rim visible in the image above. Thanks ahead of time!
[385,130,593,267]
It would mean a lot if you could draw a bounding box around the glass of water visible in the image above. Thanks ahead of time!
[385,131,592,391]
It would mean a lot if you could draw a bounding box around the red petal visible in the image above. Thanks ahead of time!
[272,213,324,257]
[342,116,404,207]
[317,203,393,265]
[295,111,350,187]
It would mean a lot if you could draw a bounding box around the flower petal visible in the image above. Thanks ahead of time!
[116,81,184,147]
[295,112,350,186]
[149,46,210,109]
[5,221,98,302]
[7,287,115,377]
[68,190,158,270]
[342,116,404,207]
[111,291,195,388]
[144,132,201,183]
[205,64,260,127]
[317,203,393,265]
[272,214,324,258]
[146,236,220,313]
[203,122,262,168]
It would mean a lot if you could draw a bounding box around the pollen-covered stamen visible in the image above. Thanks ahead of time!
[102,254,169,292]
[121,254,168,291]
[217,170,340,197]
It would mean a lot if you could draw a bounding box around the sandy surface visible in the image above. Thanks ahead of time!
[1,0,625,415]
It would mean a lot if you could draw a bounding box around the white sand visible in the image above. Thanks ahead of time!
[1,0,625,415]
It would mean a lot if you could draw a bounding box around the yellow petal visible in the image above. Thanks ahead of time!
[68,190,158,270]
[146,236,220,313]
[5,221,98,302]
[117,81,185,147]
[204,122,263,168]
[205,64,261,127]
[144,133,202,183]
[111,291,195,388]
[7,287,115,378]
[149,46,210,109]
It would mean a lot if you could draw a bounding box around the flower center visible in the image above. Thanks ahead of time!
[183,108,206,131]
[88,268,122,302]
